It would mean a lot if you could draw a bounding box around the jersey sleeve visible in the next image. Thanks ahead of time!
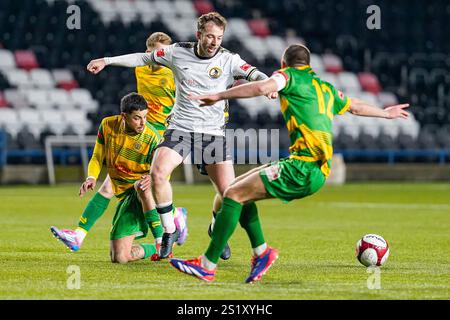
[150,44,175,68]
[87,122,106,179]
[272,69,290,93]
[231,54,257,80]
[330,86,351,115]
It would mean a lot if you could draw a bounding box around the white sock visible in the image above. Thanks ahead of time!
[159,212,176,233]
[75,227,87,243]
[155,237,162,245]
[253,243,267,257]
[201,255,217,271]
[210,215,216,231]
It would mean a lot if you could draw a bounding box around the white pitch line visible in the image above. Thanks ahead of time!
[317,202,450,211]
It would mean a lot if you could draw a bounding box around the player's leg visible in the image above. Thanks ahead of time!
[134,178,163,252]
[170,169,274,281]
[50,175,113,252]
[150,146,184,258]
[206,161,235,260]
[110,190,158,263]
[110,235,157,264]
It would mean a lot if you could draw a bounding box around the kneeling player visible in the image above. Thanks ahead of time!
[56,93,174,263]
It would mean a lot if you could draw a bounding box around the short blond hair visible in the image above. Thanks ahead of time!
[146,32,172,50]
[197,12,227,32]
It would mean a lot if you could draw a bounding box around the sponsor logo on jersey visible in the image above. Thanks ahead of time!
[240,63,252,71]
[338,90,344,99]
[156,49,165,57]
[208,66,222,79]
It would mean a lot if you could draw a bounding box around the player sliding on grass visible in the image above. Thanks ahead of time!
[170,44,410,283]
[50,32,188,254]
[86,12,275,259]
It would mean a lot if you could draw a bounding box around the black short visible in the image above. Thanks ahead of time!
[157,129,232,175]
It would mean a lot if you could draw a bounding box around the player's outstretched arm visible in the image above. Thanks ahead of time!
[349,97,410,120]
[87,53,153,74]
[190,78,279,106]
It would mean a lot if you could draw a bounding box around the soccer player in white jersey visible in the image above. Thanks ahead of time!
[87,12,276,258]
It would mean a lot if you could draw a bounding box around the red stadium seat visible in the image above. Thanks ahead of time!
[193,0,215,15]
[358,72,382,94]
[248,19,271,37]
[57,79,79,91]
[0,92,9,108]
[322,53,343,73]
[14,50,39,71]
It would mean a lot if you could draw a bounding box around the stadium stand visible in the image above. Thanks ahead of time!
[0,0,449,166]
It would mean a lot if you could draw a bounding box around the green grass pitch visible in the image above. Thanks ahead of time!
[0,182,449,299]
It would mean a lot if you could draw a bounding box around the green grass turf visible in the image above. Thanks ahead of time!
[0,182,449,300]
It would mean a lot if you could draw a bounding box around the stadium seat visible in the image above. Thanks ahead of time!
[310,54,325,73]
[358,72,382,94]
[48,89,75,110]
[322,53,343,73]
[70,88,99,112]
[62,110,91,135]
[29,69,55,88]
[52,69,74,83]
[164,17,197,41]
[14,50,39,71]
[4,89,29,109]
[193,0,215,15]
[0,49,16,71]
[248,19,271,37]
[3,69,33,88]
[227,18,253,38]
[377,91,399,107]
[17,108,45,138]
[174,0,197,18]
[0,91,8,108]
[264,35,286,60]
[22,89,52,110]
[338,72,361,93]
[39,109,66,136]
[242,36,270,62]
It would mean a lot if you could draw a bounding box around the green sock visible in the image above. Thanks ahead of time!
[140,243,157,259]
[144,209,163,239]
[78,192,110,231]
[205,197,243,264]
[239,202,265,248]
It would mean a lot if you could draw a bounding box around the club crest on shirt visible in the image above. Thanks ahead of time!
[133,142,142,151]
[159,78,168,87]
[208,66,222,79]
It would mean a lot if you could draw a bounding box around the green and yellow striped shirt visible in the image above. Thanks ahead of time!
[88,115,161,200]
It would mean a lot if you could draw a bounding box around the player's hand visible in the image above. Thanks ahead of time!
[79,177,96,198]
[137,175,151,192]
[87,58,106,74]
[384,103,410,119]
[265,91,278,99]
[188,93,220,107]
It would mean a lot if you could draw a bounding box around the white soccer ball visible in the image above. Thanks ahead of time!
[355,234,390,267]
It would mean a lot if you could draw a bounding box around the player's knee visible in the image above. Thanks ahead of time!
[223,186,241,202]
[150,168,167,186]
[99,186,114,199]
[110,250,129,264]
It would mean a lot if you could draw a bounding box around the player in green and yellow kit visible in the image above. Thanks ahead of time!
[50,33,187,254]
[170,43,410,282]
[67,93,162,263]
